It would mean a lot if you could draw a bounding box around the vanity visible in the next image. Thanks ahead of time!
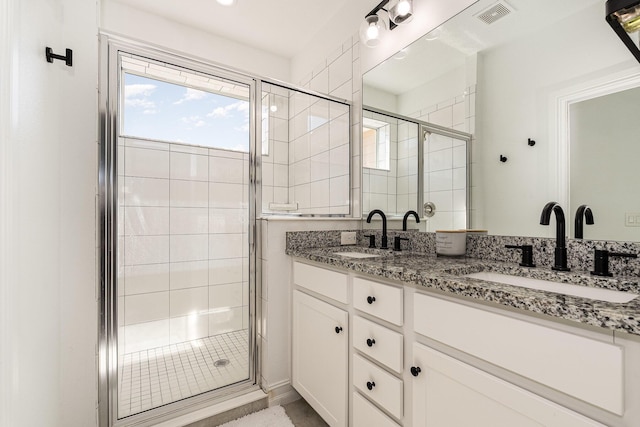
[287,234,640,427]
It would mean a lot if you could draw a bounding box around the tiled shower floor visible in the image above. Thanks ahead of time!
[118,329,249,418]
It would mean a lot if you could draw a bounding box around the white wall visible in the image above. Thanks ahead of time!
[101,1,290,82]
[476,2,637,237]
[0,0,98,426]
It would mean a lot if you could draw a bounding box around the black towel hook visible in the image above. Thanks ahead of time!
[499,155,508,163]
[46,47,73,67]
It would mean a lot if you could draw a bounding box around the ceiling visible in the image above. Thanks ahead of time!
[110,0,376,59]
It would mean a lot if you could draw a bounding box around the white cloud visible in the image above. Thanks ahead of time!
[125,84,156,98]
[125,84,157,109]
[207,100,249,118]
[174,88,208,105]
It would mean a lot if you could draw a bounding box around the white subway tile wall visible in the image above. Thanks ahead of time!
[414,86,474,231]
[118,137,249,355]
[362,110,419,215]
[261,79,351,215]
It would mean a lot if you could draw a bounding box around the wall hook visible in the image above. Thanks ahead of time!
[499,155,508,163]
[528,138,536,146]
[46,47,73,67]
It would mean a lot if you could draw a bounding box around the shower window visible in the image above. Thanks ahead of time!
[112,51,255,421]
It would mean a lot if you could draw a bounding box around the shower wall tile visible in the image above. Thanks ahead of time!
[125,147,170,179]
[170,152,208,181]
[124,264,170,295]
[124,235,169,265]
[169,314,209,344]
[169,207,208,235]
[210,156,244,184]
[169,287,208,318]
[209,258,243,285]
[124,177,171,207]
[209,182,245,209]
[124,292,170,325]
[209,306,244,335]
[170,180,209,208]
[170,234,208,262]
[209,282,243,309]
[120,139,249,354]
[124,207,170,236]
[170,261,209,290]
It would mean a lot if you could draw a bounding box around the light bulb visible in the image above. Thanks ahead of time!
[396,0,411,17]
[366,23,379,40]
[216,0,236,6]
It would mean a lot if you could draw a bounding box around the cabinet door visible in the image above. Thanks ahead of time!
[292,290,348,427]
[411,343,605,427]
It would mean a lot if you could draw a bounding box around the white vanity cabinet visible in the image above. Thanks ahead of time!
[291,259,638,427]
[292,263,349,427]
[410,343,605,427]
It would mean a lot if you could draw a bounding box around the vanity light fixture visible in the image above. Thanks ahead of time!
[606,0,640,63]
[216,0,236,6]
[360,0,414,48]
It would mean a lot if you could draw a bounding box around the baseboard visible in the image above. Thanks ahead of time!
[266,380,301,407]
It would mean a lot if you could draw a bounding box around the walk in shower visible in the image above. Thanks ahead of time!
[100,40,257,426]
[100,38,352,426]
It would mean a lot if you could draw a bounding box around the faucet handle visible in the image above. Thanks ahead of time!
[393,236,409,252]
[364,234,376,248]
[592,249,638,277]
[505,245,536,267]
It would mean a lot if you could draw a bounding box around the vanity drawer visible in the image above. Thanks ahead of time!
[413,292,624,415]
[294,261,348,304]
[353,353,403,419]
[353,277,403,325]
[353,315,403,373]
[353,392,400,427]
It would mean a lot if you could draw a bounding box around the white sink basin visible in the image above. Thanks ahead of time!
[465,272,638,303]
[333,252,380,259]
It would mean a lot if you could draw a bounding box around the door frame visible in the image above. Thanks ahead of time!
[98,34,260,427]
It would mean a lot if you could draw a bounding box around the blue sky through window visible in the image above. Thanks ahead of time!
[123,73,250,152]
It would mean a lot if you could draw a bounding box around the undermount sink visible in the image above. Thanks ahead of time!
[465,272,638,303]
[333,252,381,259]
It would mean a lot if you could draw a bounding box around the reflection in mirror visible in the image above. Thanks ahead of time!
[362,110,419,217]
[261,83,351,216]
[363,0,640,240]
[570,85,640,241]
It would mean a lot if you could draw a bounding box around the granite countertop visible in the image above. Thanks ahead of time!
[287,245,640,337]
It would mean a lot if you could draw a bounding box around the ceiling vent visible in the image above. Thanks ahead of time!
[474,1,515,25]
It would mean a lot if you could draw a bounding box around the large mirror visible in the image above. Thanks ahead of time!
[363,0,640,240]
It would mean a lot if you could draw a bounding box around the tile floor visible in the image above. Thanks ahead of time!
[118,329,249,418]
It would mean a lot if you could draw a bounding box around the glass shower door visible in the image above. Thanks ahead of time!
[114,52,254,420]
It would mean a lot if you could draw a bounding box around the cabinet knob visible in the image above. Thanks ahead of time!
[367,296,376,304]
[335,326,343,334]
[366,381,376,391]
[410,366,422,377]
[366,338,376,347]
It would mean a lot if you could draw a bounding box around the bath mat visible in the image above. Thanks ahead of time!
[219,405,294,427]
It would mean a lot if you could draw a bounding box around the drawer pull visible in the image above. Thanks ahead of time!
[367,296,376,304]
[366,338,376,347]
[410,366,422,377]
[366,381,376,391]
[335,326,343,334]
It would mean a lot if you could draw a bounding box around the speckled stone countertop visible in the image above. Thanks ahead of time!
[286,245,640,337]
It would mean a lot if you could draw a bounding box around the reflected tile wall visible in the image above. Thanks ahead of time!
[118,137,249,354]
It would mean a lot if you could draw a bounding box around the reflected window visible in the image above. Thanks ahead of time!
[362,117,390,170]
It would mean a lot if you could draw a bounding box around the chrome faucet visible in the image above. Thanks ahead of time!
[540,202,570,271]
[366,209,388,249]
[574,204,594,239]
[402,210,420,231]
